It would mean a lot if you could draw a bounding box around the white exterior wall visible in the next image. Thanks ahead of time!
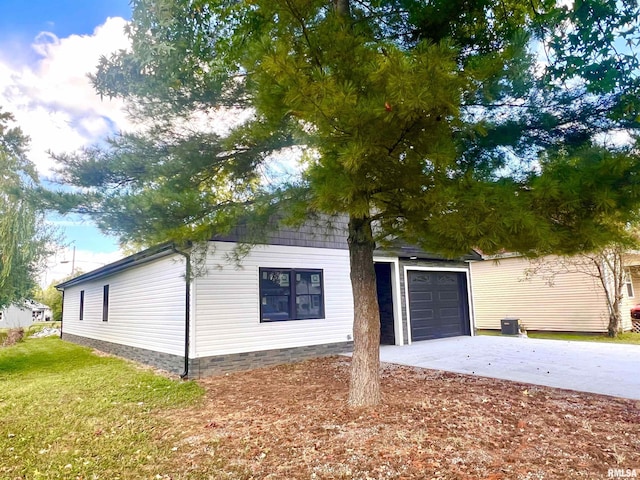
[0,305,33,328]
[62,254,187,355]
[471,256,614,332]
[192,242,354,358]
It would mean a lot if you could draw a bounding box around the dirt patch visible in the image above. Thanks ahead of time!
[1,327,24,347]
[160,356,640,479]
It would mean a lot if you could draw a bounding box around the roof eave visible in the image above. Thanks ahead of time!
[55,242,181,290]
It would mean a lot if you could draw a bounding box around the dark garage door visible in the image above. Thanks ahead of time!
[408,270,470,341]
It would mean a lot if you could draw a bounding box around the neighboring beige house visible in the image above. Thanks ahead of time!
[470,253,640,333]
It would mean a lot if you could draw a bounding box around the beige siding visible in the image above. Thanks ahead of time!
[192,242,354,358]
[62,254,187,355]
[470,256,613,332]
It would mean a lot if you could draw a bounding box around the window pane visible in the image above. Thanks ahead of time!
[296,294,322,318]
[262,295,291,321]
[296,271,323,318]
[260,268,324,321]
[625,271,634,298]
[102,285,109,322]
[296,271,322,294]
[261,270,291,296]
[79,290,84,321]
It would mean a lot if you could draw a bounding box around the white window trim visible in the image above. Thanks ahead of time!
[373,257,404,346]
[625,269,634,299]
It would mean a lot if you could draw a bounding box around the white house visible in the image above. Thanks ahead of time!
[57,225,479,377]
[31,301,53,322]
[0,303,35,329]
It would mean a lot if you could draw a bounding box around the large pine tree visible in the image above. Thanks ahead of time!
[51,0,640,406]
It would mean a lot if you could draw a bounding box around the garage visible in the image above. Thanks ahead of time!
[407,269,471,341]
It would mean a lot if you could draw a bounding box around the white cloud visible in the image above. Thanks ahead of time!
[0,17,132,175]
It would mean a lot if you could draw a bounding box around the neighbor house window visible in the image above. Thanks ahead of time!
[625,270,634,298]
[79,290,85,321]
[102,285,109,322]
[260,268,324,322]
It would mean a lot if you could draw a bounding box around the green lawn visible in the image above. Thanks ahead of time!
[478,329,640,345]
[0,337,203,479]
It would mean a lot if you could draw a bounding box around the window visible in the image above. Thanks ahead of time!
[79,290,85,321]
[102,285,109,322]
[260,268,324,322]
[625,270,634,299]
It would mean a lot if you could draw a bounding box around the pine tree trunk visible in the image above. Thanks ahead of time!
[347,215,382,407]
[334,0,350,16]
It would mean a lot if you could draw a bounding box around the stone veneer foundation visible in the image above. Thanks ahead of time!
[61,332,352,378]
[187,341,353,378]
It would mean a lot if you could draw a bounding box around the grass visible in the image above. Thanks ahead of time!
[478,329,640,344]
[0,337,203,479]
[1,336,638,478]
[527,330,640,344]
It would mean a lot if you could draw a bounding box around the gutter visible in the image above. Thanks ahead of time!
[59,291,64,339]
[171,246,191,379]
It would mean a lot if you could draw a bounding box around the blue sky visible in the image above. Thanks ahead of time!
[0,0,131,45]
[0,0,131,72]
[0,0,133,283]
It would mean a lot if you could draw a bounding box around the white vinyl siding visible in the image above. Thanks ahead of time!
[192,242,354,358]
[0,305,33,328]
[62,254,187,355]
[471,256,614,333]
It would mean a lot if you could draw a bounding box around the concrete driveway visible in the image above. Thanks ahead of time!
[379,335,640,400]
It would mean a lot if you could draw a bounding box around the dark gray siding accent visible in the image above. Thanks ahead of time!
[388,244,481,262]
[214,216,349,250]
[398,258,469,344]
[262,220,349,249]
[62,332,351,378]
[213,215,480,261]
[62,332,184,374]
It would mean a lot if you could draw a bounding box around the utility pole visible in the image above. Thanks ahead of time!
[61,245,76,275]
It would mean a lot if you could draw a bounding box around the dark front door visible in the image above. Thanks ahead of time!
[408,270,469,341]
[375,262,395,345]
